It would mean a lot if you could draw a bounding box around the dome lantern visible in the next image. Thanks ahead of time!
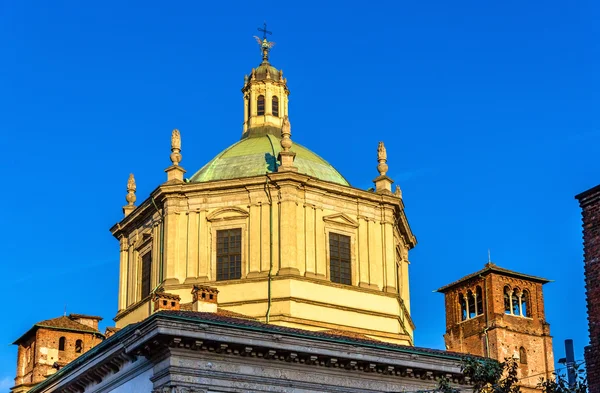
[242,24,289,139]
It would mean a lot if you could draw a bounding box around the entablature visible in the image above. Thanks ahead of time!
[111,172,416,248]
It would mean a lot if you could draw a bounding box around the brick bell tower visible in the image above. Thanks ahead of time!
[437,262,554,392]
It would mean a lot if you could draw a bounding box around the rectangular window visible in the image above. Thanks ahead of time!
[257,95,265,116]
[329,232,351,285]
[216,229,242,281]
[272,96,279,116]
[141,252,152,298]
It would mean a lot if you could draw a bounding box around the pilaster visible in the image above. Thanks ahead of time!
[383,215,397,293]
[118,236,129,311]
[248,202,261,277]
[186,211,199,281]
[358,217,373,289]
[198,209,210,281]
[277,182,299,275]
[163,198,184,285]
[304,204,317,277]
[369,220,383,290]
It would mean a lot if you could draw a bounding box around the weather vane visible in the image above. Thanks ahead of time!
[253,22,275,62]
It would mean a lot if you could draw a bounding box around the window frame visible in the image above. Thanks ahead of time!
[324,225,357,286]
[58,337,66,352]
[136,234,153,301]
[503,285,532,319]
[215,228,243,281]
[521,289,530,317]
[257,95,265,116]
[209,214,248,282]
[75,339,83,354]
[476,285,484,315]
[519,346,528,364]
[328,232,352,285]
[459,293,467,321]
[272,95,279,117]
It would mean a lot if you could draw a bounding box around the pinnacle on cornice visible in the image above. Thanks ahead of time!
[123,173,136,217]
[170,129,181,166]
[373,141,393,194]
[165,129,186,183]
[377,142,388,176]
[277,116,297,172]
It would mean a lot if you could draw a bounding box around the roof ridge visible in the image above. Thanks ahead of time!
[36,315,100,332]
[437,263,550,293]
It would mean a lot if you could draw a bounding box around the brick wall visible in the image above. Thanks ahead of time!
[576,185,600,393]
[14,328,103,387]
[33,329,101,382]
[443,272,554,390]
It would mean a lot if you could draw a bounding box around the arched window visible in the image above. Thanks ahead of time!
[467,290,476,319]
[476,286,484,316]
[272,96,279,116]
[257,95,265,116]
[519,346,528,364]
[521,290,529,317]
[75,340,83,353]
[459,293,467,321]
[512,288,521,316]
[58,337,66,351]
[504,286,512,314]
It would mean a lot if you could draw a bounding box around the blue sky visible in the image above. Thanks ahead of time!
[0,0,597,388]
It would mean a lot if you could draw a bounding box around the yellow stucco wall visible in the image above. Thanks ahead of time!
[113,171,415,345]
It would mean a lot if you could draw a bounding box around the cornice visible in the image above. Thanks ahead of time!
[139,316,469,383]
[30,312,472,393]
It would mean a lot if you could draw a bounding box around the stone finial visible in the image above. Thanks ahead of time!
[279,69,284,82]
[281,117,292,152]
[170,129,182,166]
[373,141,393,194]
[123,173,137,217]
[266,67,271,79]
[165,129,186,182]
[277,117,297,172]
[251,68,256,80]
[377,141,388,176]
[395,185,402,199]
[244,74,249,85]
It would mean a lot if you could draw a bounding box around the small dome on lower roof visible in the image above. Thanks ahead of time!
[189,134,349,186]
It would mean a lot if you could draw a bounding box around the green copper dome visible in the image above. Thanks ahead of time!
[189,134,349,186]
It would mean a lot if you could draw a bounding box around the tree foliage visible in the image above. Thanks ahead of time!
[538,365,588,393]
[457,356,588,393]
[461,356,520,393]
